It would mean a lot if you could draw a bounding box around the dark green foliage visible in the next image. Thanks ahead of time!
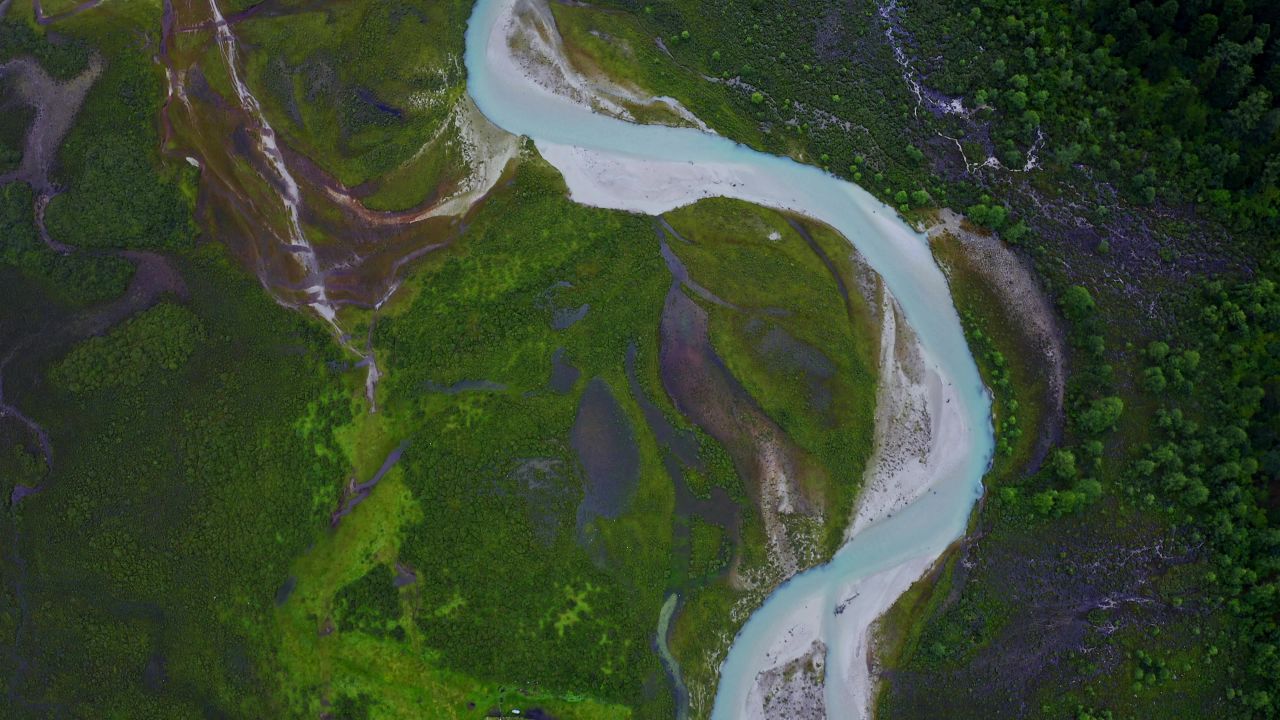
[1060,285,1097,323]
[1050,449,1078,481]
[1076,396,1125,435]
[50,302,205,393]
[42,23,194,250]
[1131,648,1172,692]
[1131,268,1280,715]
[0,183,133,306]
[0,18,90,79]
[333,564,402,638]
[4,247,350,717]
[902,0,1280,230]
[905,575,1012,667]
[966,201,1009,229]
[1028,476,1102,517]
[960,311,1022,456]
[330,692,376,720]
[0,88,33,173]
[1143,339,1202,394]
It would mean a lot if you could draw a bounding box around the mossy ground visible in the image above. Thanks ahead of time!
[662,198,879,553]
[234,0,474,211]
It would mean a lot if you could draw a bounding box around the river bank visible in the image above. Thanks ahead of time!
[465,1,993,717]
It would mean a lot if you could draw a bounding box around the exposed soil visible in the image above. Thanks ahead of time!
[880,509,1201,718]
[929,209,1067,471]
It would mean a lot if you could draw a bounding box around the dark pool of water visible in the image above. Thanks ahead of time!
[571,378,640,530]
[548,348,580,394]
[551,303,589,330]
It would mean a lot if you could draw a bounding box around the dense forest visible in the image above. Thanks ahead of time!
[908,0,1280,229]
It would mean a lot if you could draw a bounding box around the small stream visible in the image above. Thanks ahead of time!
[204,0,385,405]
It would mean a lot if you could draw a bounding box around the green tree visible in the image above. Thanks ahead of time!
[1050,449,1078,481]
[1077,396,1124,434]
[1060,286,1096,322]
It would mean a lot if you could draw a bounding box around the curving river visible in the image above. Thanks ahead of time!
[464,0,994,717]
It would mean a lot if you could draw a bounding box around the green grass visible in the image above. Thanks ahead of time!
[235,0,473,211]
[270,465,634,719]
[663,198,879,553]
[370,155,677,714]
[3,246,353,717]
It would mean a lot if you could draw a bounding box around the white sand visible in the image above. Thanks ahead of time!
[535,142,758,214]
[827,554,938,717]
[423,95,520,219]
[848,293,969,540]
[732,288,973,720]
[830,290,974,718]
